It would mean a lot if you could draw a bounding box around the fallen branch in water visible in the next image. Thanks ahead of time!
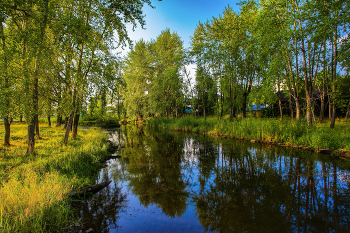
[69,180,112,198]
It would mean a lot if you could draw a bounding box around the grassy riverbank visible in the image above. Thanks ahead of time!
[147,116,350,152]
[0,123,109,232]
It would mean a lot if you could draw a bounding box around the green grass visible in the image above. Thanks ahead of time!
[147,116,350,151]
[0,123,109,232]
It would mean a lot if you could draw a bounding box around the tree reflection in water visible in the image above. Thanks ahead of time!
[75,180,128,232]
[122,125,189,218]
[193,140,350,232]
[77,126,350,232]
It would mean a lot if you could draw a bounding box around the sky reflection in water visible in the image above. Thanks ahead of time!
[75,126,350,232]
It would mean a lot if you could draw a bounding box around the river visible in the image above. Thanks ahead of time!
[74,125,350,232]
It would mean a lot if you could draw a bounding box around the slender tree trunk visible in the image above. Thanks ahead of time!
[293,21,301,121]
[1,19,11,146]
[27,74,39,155]
[64,87,77,144]
[330,27,338,129]
[117,94,120,119]
[288,89,294,121]
[64,116,69,130]
[229,81,233,121]
[320,41,327,122]
[202,89,206,121]
[345,103,350,121]
[64,111,75,144]
[328,94,332,119]
[48,115,51,126]
[47,100,51,126]
[35,115,40,138]
[176,106,178,119]
[320,86,326,122]
[346,79,350,121]
[4,117,11,146]
[295,0,312,125]
[26,0,48,155]
[241,92,248,118]
[20,115,23,123]
[27,118,36,155]
[277,83,283,121]
[72,113,80,139]
[220,92,223,119]
[56,115,62,127]
[330,104,336,129]
[216,87,219,121]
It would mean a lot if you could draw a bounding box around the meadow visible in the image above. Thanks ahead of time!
[0,123,109,232]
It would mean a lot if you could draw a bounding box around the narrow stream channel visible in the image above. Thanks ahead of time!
[75,125,350,232]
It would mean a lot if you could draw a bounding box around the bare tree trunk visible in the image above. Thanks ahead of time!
[319,41,327,122]
[277,84,283,121]
[4,117,11,146]
[320,86,326,122]
[220,92,223,119]
[72,113,80,139]
[216,88,219,121]
[35,115,40,138]
[56,115,62,127]
[117,95,120,119]
[64,111,75,144]
[241,92,248,118]
[346,103,350,121]
[202,90,206,121]
[27,118,36,155]
[229,81,233,121]
[1,19,11,146]
[346,79,350,121]
[330,28,338,129]
[328,94,332,119]
[47,100,52,126]
[288,90,294,121]
[64,87,77,144]
[48,115,51,126]
[330,104,336,129]
[293,21,301,121]
[26,0,48,155]
[64,116,69,130]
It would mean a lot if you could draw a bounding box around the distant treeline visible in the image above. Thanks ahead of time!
[123,0,350,128]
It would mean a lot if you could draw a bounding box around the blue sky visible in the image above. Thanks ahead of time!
[118,0,241,55]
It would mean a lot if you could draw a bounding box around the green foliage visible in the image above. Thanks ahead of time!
[123,29,185,120]
[80,114,120,128]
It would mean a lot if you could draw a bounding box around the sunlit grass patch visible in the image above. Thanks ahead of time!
[0,122,109,232]
[0,169,72,232]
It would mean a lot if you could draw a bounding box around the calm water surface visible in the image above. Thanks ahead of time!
[75,126,350,232]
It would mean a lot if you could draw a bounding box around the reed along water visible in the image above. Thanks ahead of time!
[75,125,350,233]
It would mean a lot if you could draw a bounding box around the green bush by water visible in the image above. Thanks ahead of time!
[79,115,120,128]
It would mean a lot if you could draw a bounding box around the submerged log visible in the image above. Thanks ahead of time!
[86,180,112,193]
[318,149,333,155]
[69,180,112,198]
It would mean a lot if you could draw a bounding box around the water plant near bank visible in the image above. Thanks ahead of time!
[0,123,109,232]
[147,116,350,152]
